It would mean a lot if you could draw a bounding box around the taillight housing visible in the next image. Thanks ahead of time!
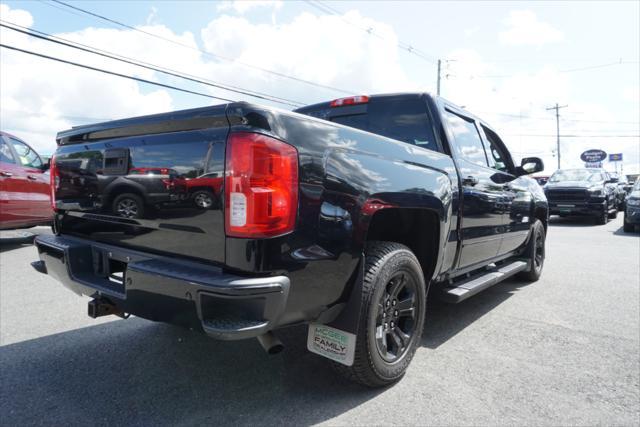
[49,154,58,210]
[224,132,298,238]
[329,95,369,107]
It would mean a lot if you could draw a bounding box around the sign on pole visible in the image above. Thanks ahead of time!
[580,149,607,163]
[609,153,623,162]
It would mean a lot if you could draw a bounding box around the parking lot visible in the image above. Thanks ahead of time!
[1,217,638,426]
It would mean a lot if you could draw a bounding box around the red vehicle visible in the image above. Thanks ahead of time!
[0,132,52,229]
[185,172,223,208]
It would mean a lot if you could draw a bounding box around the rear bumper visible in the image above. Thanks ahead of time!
[549,200,605,216]
[33,234,289,340]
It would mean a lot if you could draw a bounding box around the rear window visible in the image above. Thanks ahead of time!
[304,97,438,151]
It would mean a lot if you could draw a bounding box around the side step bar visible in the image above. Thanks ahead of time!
[441,260,528,303]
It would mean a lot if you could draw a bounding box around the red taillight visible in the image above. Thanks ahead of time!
[49,154,58,210]
[224,132,298,238]
[329,95,369,107]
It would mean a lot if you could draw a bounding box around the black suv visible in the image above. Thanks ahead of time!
[544,168,618,224]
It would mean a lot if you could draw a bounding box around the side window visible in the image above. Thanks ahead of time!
[444,110,488,167]
[481,125,510,173]
[9,137,42,168]
[0,139,16,164]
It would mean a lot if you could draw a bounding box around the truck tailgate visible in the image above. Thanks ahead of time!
[53,106,229,264]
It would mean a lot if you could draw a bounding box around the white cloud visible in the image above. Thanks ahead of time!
[0,3,33,27]
[199,10,417,101]
[146,6,159,26]
[217,1,283,14]
[499,10,564,47]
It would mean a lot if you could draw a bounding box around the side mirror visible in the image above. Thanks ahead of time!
[518,157,544,175]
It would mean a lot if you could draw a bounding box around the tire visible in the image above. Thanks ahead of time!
[332,241,426,387]
[112,193,145,219]
[623,215,634,232]
[595,202,608,225]
[517,219,546,282]
[609,207,618,219]
[192,190,215,209]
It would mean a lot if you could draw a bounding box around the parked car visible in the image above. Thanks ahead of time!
[0,132,52,230]
[544,168,618,224]
[609,172,630,210]
[33,93,548,387]
[623,179,640,232]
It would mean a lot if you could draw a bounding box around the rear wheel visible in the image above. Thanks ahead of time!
[332,241,426,387]
[112,193,144,219]
[518,219,545,282]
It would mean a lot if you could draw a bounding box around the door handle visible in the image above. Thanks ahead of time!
[27,175,38,180]
[0,171,13,177]
[462,176,479,186]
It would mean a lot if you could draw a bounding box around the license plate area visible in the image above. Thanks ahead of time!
[62,246,128,296]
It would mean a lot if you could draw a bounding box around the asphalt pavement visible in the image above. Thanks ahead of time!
[1,217,639,426]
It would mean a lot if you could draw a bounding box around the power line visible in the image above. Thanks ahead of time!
[0,20,304,107]
[47,0,355,95]
[474,110,639,125]
[450,60,638,80]
[0,43,236,102]
[304,0,438,64]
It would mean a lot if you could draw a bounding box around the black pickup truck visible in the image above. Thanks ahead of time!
[33,93,548,387]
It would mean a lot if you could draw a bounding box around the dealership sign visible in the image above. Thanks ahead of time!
[580,149,607,163]
[609,153,623,161]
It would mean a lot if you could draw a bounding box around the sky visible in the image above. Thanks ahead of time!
[1,0,638,175]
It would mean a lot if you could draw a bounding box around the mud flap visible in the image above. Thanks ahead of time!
[307,255,365,366]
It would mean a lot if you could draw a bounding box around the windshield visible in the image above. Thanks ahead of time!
[634,179,640,191]
[549,169,602,183]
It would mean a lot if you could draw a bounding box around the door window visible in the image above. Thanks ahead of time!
[0,140,16,164]
[481,125,511,173]
[444,110,488,167]
[9,137,42,168]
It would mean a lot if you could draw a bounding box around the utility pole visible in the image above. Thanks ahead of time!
[437,59,441,96]
[546,103,568,169]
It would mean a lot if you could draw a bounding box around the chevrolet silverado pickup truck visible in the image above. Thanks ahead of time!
[33,93,548,387]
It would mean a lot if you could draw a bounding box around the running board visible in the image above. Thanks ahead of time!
[441,260,528,303]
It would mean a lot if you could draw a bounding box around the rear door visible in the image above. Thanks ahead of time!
[6,136,51,221]
[443,109,505,269]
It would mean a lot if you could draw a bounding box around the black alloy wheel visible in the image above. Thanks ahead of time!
[517,219,545,282]
[375,271,419,363]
